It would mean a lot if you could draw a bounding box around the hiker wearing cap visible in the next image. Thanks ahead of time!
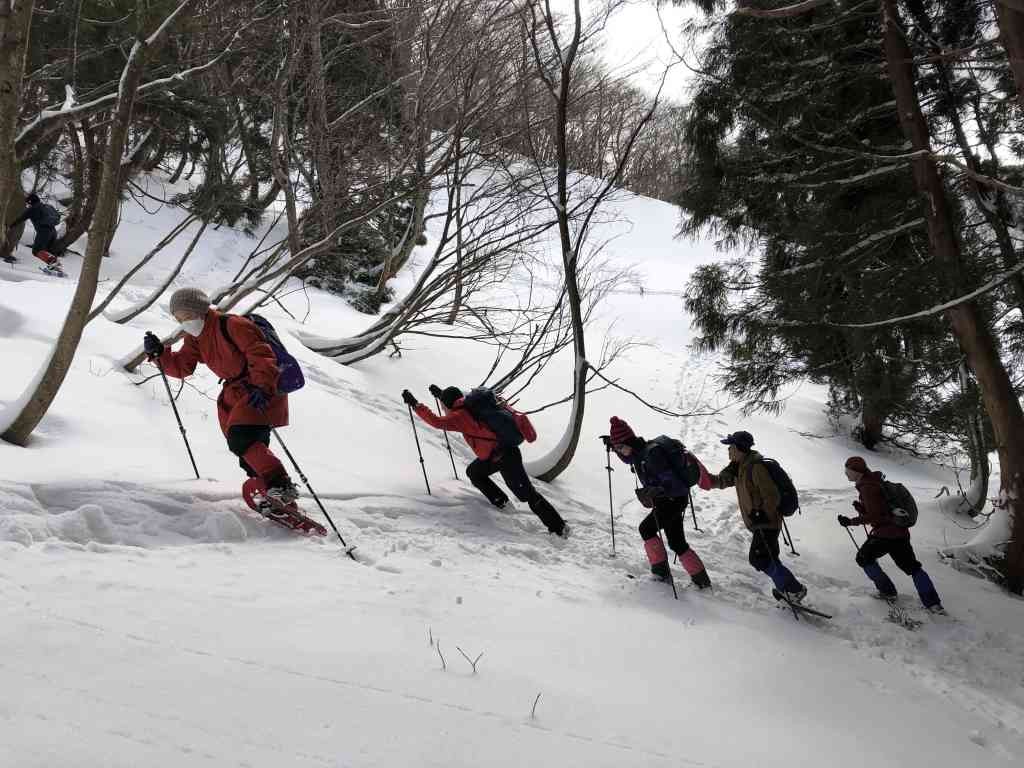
[6,192,64,268]
[840,457,944,612]
[704,431,808,603]
[401,384,569,538]
[142,288,299,508]
[605,417,712,589]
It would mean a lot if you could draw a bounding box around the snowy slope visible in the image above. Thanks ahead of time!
[2,174,1023,767]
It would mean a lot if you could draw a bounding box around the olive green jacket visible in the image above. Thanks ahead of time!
[710,450,782,531]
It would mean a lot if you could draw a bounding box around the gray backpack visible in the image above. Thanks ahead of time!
[880,477,918,527]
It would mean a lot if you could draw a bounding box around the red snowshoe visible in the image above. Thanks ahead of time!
[242,477,327,536]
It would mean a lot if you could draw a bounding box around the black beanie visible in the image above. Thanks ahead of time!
[440,386,463,408]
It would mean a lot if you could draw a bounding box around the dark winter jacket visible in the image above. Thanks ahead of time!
[11,200,60,229]
[624,437,702,500]
[851,471,909,540]
[157,309,288,434]
[709,450,782,532]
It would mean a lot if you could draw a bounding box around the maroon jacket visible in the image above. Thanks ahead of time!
[851,471,909,539]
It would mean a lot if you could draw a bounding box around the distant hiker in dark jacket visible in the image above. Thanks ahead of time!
[606,416,711,589]
[401,385,569,538]
[143,288,299,511]
[704,431,808,603]
[6,193,63,266]
[839,456,943,612]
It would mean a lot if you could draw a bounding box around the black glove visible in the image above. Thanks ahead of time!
[837,514,854,528]
[852,500,865,514]
[635,486,664,509]
[428,384,443,399]
[143,331,164,360]
[600,434,612,449]
[401,389,418,407]
[749,509,773,530]
[246,385,271,412]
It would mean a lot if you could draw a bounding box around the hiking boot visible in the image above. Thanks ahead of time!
[926,604,946,615]
[2,255,15,264]
[650,561,672,582]
[690,570,712,590]
[555,523,571,539]
[785,586,808,604]
[491,495,509,510]
[265,479,299,506]
[870,590,898,604]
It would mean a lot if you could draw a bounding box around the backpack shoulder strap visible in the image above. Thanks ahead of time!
[219,314,241,354]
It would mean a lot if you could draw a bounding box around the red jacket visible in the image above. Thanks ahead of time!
[157,309,288,434]
[414,398,502,460]
[852,471,909,540]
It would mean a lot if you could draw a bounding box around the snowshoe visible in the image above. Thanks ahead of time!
[40,262,66,278]
[242,477,327,536]
[771,588,832,620]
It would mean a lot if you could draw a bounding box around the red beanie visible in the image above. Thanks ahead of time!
[609,416,636,445]
[845,456,869,474]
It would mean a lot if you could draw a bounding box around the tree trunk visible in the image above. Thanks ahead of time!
[882,0,1024,593]
[995,1,1024,116]
[0,0,34,229]
[55,119,102,254]
[2,1,196,445]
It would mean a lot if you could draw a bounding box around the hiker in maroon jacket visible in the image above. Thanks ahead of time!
[401,385,569,538]
[839,456,943,612]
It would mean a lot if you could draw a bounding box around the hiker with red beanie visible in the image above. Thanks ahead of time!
[401,385,569,538]
[605,416,712,589]
[143,288,299,512]
[840,456,944,613]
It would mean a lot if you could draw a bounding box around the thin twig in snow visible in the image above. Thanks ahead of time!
[436,640,446,671]
[531,692,542,719]
[456,646,484,674]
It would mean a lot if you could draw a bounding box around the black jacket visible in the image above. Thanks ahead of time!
[11,201,60,229]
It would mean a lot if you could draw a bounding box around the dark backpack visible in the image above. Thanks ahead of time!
[749,457,799,517]
[40,203,61,227]
[880,478,918,527]
[462,387,524,448]
[647,435,700,488]
[220,313,305,394]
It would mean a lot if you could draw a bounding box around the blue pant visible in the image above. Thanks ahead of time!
[856,536,941,608]
[750,529,803,593]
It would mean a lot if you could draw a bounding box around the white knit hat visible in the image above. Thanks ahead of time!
[169,287,210,317]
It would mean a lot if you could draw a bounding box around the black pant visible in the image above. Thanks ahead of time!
[32,225,59,256]
[748,528,782,572]
[226,425,271,478]
[467,446,565,533]
[638,497,692,554]
[855,536,921,575]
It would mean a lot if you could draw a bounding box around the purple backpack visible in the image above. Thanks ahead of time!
[219,314,305,394]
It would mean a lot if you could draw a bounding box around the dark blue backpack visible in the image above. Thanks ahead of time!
[463,387,523,448]
[220,313,305,393]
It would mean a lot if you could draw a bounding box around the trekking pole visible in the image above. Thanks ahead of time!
[781,517,800,557]
[155,359,200,480]
[272,429,356,560]
[600,438,616,556]
[757,527,799,621]
[845,526,861,553]
[686,487,703,533]
[649,500,678,600]
[436,396,459,480]
[407,404,431,495]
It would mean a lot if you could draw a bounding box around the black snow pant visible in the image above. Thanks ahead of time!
[226,425,271,478]
[467,445,565,534]
[31,225,59,256]
[638,497,692,555]
[855,536,921,574]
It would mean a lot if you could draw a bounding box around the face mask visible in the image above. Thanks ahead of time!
[180,318,205,337]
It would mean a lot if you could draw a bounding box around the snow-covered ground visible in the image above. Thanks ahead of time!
[2,174,1023,767]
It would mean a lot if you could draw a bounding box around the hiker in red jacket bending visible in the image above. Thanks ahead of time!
[401,385,569,538]
[143,288,298,510]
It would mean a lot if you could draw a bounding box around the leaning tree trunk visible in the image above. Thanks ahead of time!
[0,0,34,230]
[3,1,196,445]
[882,0,1024,593]
[55,119,102,254]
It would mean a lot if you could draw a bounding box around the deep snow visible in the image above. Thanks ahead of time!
[2,172,1023,767]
